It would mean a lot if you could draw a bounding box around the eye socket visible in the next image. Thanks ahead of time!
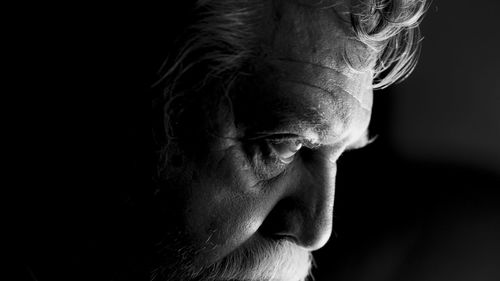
[268,139,303,164]
[242,135,304,181]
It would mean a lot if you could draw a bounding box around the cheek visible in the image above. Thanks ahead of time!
[183,145,277,264]
[185,185,265,265]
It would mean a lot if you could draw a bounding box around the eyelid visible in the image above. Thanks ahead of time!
[241,142,289,183]
[243,132,321,150]
[241,134,305,180]
[243,133,301,141]
[270,140,303,159]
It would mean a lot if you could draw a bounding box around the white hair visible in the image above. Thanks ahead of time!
[152,238,313,281]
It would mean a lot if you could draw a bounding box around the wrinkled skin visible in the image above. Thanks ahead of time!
[163,0,375,280]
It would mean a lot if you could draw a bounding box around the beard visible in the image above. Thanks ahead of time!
[151,165,313,281]
[151,230,313,281]
[150,172,312,281]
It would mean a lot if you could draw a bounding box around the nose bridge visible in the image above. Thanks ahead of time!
[300,155,337,249]
[284,154,337,250]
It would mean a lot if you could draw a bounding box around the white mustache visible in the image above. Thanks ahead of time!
[192,238,313,281]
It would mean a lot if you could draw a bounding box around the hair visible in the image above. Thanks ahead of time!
[152,0,428,179]
[152,237,313,281]
[350,0,429,89]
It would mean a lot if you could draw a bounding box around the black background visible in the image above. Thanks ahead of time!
[314,1,500,280]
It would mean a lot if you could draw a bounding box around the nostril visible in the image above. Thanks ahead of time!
[267,232,300,245]
[258,199,302,242]
[258,196,333,251]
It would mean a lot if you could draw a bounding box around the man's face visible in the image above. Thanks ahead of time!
[158,1,374,280]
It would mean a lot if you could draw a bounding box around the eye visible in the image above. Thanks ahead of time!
[242,135,304,181]
[268,139,303,164]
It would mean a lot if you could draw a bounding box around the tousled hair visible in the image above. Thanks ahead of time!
[350,0,428,89]
[158,0,428,92]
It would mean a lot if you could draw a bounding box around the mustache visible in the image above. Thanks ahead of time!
[189,238,314,281]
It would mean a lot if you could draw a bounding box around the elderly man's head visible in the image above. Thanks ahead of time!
[151,0,426,280]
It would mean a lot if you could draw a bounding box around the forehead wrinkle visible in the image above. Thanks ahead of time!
[298,0,378,73]
[270,59,373,111]
[302,1,378,75]
[280,78,371,113]
[267,0,363,77]
[249,87,366,146]
[273,39,375,76]
[273,57,349,78]
[275,77,372,145]
[243,102,337,144]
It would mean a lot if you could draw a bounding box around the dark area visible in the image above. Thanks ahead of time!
[313,1,500,279]
[314,133,500,281]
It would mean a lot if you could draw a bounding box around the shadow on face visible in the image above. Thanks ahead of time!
[154,1,374,280]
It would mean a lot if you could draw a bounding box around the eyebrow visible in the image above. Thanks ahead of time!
[241,84,367,145]
[246,121,373,155]
[244,104,356,147]
[243,116,326,142]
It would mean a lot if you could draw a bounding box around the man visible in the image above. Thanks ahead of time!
[152,0,427,280]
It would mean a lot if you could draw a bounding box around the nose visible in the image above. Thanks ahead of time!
[259,152,337,251]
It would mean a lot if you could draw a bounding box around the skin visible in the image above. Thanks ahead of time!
[165,0,375,279]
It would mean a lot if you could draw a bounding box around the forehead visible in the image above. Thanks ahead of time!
[232,64,372,146]
[260,0,376,74]
[234,0,374,138]
[212,0,375,149]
